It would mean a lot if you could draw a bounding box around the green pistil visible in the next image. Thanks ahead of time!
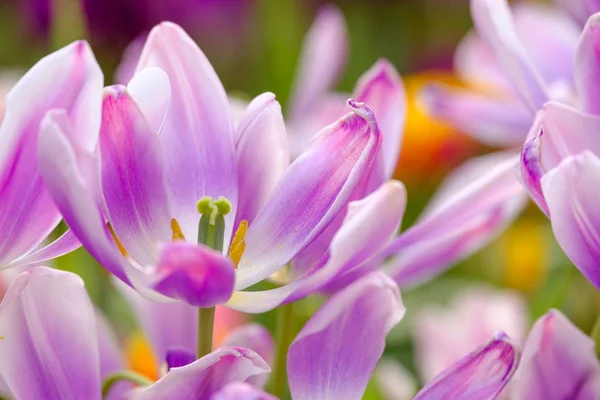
[196,196,231,252]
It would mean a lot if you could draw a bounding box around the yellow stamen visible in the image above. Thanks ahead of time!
[228,220,248,268]
[170,218,186,241]
[124,331,159,382]
[107,223,128,257]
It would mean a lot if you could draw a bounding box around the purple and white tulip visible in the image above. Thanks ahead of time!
[39,21,382,307]
[0,41,102,270]
[423,0,581,146]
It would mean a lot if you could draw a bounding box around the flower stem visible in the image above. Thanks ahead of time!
[268,302,295,398]
[197,306,215,359]
[101,370,152,398]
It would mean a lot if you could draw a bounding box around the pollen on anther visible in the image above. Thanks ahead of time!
[171,218,186,241]
[229,220,248,268]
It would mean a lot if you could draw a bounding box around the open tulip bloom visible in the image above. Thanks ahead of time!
[520,12,600,290]
[36,19,527,313]
[0,40,102,270]
[422,0,586,146]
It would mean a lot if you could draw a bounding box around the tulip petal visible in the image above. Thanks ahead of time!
[413,286,528,382]
[576,14,600,114]
[511,4,579,87]
[5,228,81,269]
[412,333,518,400]
[0,41,102,265]
[420,83,531,146]
[227,181,406,312]
[287,272,404,400]
[535,102,600,170]
[541,151,600,290]
[38,110,133,284]
[137,22,237,243]
[354,59,406,181]
[384,152,526,286]
[235,100,380,289]
[212,382,278,400]
[152,241,235,307]
[0,267,101,400]
[454,31,511,90]
[288,5,347,120]
[520,113,550,215]
[132,346,270,400]
[511,309,600,399]
[235,92,289,227]
[126,67,171,133]
[100,86,172,265]
[470,0,549,111]
[222,323,274,388]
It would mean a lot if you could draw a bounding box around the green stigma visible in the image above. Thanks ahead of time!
[196,196,231,252]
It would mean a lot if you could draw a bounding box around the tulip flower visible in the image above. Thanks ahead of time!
[413,286,527,381]
[0,266,270,400]
[509,309,600,399]
[0,40,102,270]
[423,0,581,146]
[520,11,600,288]
[39,21,381,307]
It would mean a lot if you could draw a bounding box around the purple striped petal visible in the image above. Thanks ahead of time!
[511,309,600,399]
[384,152,526,286]
[421,83,531,146]
[132,346,270,400]
[6,228,81,269]
[413,333,518,400]
[38,110,132,285]
[471,0,549,111]
[288,4,347,120]
[235,92,289,228]
[136,22,237,243]
[354,59,406,181]
[227,180,406,313]
[576,13,600,114]
[541,151,600,290]
[222,323,274,388]
[235,100,380,290]
[520,113,550,216]
[0,41,102,265]
[0,267,101,400]
[152,241,235,307]
[100,86,172,265]
[212,382,278,400]
[287,272,404,400]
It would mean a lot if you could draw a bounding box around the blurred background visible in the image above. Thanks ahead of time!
[0,0,598,398]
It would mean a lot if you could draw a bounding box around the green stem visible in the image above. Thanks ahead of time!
[101,370,152,398]
[269,302,295,398]
[197,307,215,359]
